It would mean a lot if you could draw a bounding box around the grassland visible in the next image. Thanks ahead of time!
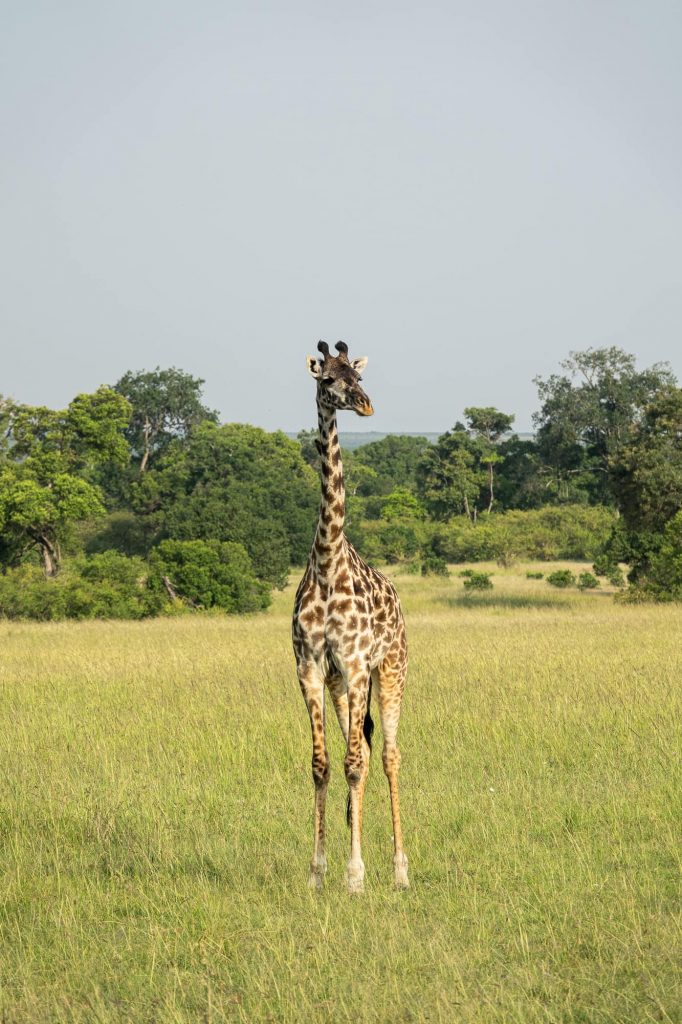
[1,563,680,1023]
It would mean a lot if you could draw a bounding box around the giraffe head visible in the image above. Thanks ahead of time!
[306,341,373,416]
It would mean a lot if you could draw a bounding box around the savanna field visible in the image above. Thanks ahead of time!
[1,565,680,1024]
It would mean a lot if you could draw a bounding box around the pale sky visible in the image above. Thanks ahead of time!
[2,1,681,434]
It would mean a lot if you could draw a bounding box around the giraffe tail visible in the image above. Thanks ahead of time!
[346,677,374,827]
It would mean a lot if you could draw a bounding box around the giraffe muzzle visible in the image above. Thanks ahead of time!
[355,401,374,417]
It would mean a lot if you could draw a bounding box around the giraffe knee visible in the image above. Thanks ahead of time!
[312,753,330,788]
[344,751,363,786]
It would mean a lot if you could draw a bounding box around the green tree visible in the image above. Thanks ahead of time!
[533,347,675,504]
[353,435,431,495]
[380,488,426,521]
[416,426,483,521]
[610,386,682,584]
[464,407,515,512]
[0,388,131,575]
[114,367,217,473]
[131,422,318,586]
[148,539,270,612]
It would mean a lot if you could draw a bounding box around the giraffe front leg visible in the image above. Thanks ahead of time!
[344,673,371,894]
[297,662,329,891]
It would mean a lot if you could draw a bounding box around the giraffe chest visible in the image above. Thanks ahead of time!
[293,579,397,670]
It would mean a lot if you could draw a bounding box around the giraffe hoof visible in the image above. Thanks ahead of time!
[308,856,327,891]
[394,852,409,890]
[345,860,365,894]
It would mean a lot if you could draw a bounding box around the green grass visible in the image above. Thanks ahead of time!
[1,563,681,1023]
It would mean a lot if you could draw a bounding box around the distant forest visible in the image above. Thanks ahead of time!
[1,346,681,618]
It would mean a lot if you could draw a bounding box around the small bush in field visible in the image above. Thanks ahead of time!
[463,572,493,591]
[546,570,576,588]
[459,569,474,578]
[592,554,616,577]
[577,572,600,591]
[607,567,626,588]
[421,554,449,577]
[526,571,544,579]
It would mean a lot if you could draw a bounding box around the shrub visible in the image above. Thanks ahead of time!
[546,570,576,588]
[607,567,626,588]
[592,554,615,577]
[526,571,544,579]
[463,572,493,590]
[421,554,449,577]
[0,554,164,621]
[577,572,600,591]
[148,539,270,613]
[459,569,474,577]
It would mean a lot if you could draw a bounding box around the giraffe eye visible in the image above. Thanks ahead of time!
[322,376,333,384]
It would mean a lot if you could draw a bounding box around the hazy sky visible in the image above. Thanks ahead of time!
[2,1,681,434]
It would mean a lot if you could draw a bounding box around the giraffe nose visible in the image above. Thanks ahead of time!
[355,399,374,417]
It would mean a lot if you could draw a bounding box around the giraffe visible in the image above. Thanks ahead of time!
[292,340,409,894]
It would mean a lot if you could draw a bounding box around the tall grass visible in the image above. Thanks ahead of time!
[0,564,680,1022]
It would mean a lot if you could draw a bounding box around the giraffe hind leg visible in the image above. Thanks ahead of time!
[374,658,409,890]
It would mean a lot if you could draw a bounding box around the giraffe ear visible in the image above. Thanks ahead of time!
[306,356,322,379]
[351,357,368,374]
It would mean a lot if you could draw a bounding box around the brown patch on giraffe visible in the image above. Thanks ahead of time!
[328,522,342,542]
[331,501,344,517]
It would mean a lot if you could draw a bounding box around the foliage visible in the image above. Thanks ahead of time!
[132,422,318,586]
[380,488,426,521]
[0,388,131,575]
[464,406,515,512]
[148,539,270,613]
[430,506,613,565]
[0,554,163,621]
[546,570,576,588]
[352,434,430,495]
[415,425,483,520]
[526,571,544,579]
[420,553,449,577]
[577,572,600,591]
[609,387,682,586]
[463,571,493,590]
[533,347,675,505]
[113,367,217,473]
[607,567,626,588]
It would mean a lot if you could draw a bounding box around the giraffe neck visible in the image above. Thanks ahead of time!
[313,400,346,578]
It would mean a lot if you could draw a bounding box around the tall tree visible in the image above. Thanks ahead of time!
[0,388,131,575]
[533,347,675,505]
[609,386,682,581]
[114,367,218,472]
[416,425,483,521]
[129,421,318,587]
[353,435,431,495]
[464,407,515,512]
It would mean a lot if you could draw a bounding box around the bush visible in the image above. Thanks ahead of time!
[577,572,600,591]
[592,554,615,577]
[526,571,544,579]
[459,569,474,577]
[0,554,164,621]
[546,570,576,588]
[421,554,449,577]
[148,539,270,613]
[463,572,493,590]
[607,567,626,588]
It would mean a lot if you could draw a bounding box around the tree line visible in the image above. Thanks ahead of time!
[1,347,681,618]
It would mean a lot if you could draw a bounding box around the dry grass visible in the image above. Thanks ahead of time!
[0,563,680,1023]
